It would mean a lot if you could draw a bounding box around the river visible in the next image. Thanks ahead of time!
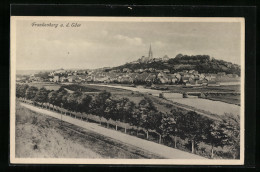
[87,84,241,116]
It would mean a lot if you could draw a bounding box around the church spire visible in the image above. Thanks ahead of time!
[148,44,153,59]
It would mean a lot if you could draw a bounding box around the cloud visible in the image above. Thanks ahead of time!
[114,34,144,46]
[153,41,165,48]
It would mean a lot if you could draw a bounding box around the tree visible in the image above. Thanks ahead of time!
[90,91,111,118]
[25,86,38,100]
[138,97,158,139]
[117,98,135,123]
[221,113,240,159]
[160,110,182,148]
[33,87,49,106]
[103,99,118,128]
[130,108,143,135]
[145,111,163,142]
[77,93,93,114]
[56,89,68,107]
[16,84,29,98]
[177,111,205,154]
[48,91,58,108]
[201,119,227,159]
[66,91,82,112]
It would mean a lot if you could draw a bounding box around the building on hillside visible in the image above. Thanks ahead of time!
[119,76,134,83]
[60,76,68,82]
[136,44,154,63]
[157,72,169,84]
[53,75,59,82]
[162,55,170,61]
[68,76,77,82]
[123,68,131,73]
[134,69,144,73]
[145,73,157,83]
[182,77,189,83]
[163,69,170,73]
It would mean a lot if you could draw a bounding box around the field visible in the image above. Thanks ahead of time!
[162,85,240,93]
[26,82,61,91]
[159,85,240,105]
[82,84,178,114]
[15,101,162,158]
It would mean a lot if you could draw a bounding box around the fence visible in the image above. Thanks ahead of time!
[17,97,162,143]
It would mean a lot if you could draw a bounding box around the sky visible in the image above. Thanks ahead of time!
[15,19,242,70]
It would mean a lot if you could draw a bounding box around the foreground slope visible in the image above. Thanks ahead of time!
[19,102,206,159]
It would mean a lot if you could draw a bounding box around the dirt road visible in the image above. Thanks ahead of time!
[20,102,206,159]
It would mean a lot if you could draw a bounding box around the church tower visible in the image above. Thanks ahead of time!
[148,44,153,60]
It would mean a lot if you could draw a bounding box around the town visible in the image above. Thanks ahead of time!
[17,45,240,88]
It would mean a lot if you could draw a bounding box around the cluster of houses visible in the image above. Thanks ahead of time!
[44,68,239,87]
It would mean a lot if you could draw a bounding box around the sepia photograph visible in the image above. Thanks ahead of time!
[10,16,244,165]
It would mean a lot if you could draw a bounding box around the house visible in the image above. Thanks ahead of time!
[188,70,195,74]
[134,72,150,83]
[123,68,131,73]
[119,76,134,83]
[210,74,217,79]
[189,77,194,82]
[194,75,200,80]
[55,68,65,74]
[174,73,182,80]
[157,72,169,84]
[134,69,144,73]
[60,76,67,82]
[199,74,205,80]
[85,76,94,82]
[193,71,199,75]
[94,76,109,82]
[148,68,155,72]
[182,77,189,83]
[154,58,161,62]
[68,76,77,82]
[163,69,170,73]
[145,74,156,83]
[201,79,208,86]
[167,74,178,84]
[53,75,59,82]
[196,80,203,85]
[162,55,170,61]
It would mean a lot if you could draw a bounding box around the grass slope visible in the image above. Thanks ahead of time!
[15,102,162,159]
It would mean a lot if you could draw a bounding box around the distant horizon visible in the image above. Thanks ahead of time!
[16,53,241,72]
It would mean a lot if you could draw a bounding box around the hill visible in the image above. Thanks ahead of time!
[108,54,241,76]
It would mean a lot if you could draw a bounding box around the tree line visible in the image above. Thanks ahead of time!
[16,84,240,159]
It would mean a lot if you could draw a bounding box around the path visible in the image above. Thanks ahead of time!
[20,102,206,159]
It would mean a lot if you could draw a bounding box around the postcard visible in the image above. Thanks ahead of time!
[10,16,244,165]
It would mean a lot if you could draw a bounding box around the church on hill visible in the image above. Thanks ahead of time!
[139,44,153,63]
